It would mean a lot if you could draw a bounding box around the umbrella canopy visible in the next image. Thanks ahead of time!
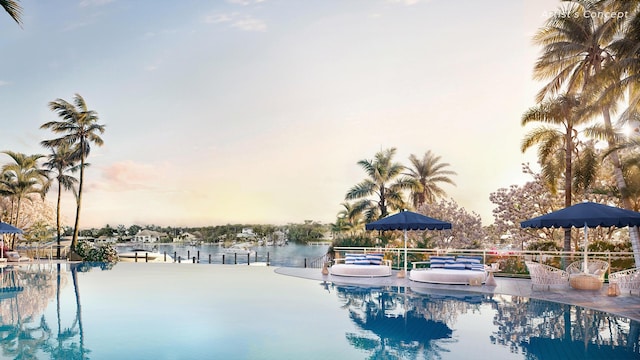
[0,222,23,234]
[366,211,452,275]
[520,202,640,229]
[520,202,640,272]
[365,211,452,231]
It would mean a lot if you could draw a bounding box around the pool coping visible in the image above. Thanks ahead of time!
[275,267,640,322]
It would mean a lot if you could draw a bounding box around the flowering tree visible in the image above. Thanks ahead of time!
[490,163,626,251]
[415,199,485,249]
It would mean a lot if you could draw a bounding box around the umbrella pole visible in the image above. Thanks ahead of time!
[404,229,408,275]
[583,224,588,274]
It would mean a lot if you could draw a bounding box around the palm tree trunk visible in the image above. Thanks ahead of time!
[71,266,86,357]
[602,106,640,266]
[56,263,61,346]
[12,196,22,249]
[71,155,85,251]
[564,125,573,255]
[56,181,62,259]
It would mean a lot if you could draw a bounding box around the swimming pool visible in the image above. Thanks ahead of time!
[0,262,637,359]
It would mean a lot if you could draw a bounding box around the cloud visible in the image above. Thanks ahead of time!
[204,13,266,32]
[0,81,9,86]
[231,16,266,32]
[96,160,161,192]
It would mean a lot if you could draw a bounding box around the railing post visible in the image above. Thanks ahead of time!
[134,252,138,262]
[267,252,270,266]
[145,252,149,263]
[197,250,200,261]
[247,253,250,265]
[304,258,307,268]
[209,254,211,264]
[164,252,167,262]
[234,253,237,264]
[174,251,177,262]
[192,256,196,263]
[222,254,225,264]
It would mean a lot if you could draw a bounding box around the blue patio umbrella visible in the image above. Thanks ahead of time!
[0,222,22,234]
[0,222,22,259]
[366,210,452,275]
[520,202,640,272]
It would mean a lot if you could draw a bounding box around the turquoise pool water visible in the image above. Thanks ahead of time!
[0,263,637,359]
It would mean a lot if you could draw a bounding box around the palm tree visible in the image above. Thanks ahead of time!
[404,151,456,209]
[1,0,22,25]
[521,95,598,252]
[0,151,48,248]
[41,94,105,250]
[345,148,416,222]
[335,202,364,236]
[41,142,80,259]
[533,1,640,263]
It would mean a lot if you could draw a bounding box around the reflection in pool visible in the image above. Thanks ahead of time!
[0,263,637,359]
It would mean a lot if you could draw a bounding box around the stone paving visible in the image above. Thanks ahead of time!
[275,267,640,322]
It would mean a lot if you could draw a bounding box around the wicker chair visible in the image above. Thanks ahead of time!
[566,260,609,281]
[609,268,640,295]
[525,261,570,290]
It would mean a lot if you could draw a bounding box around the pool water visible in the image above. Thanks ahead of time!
[0,263,637,359]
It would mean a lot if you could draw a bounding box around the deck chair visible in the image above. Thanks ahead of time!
[525,261,569,290]
[566,260,609,282]
[609,268,640,295]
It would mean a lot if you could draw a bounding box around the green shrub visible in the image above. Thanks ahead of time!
[73,240,118,263]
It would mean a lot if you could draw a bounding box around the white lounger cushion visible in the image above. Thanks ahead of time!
[330,259,392,277]
[409,268,487,284]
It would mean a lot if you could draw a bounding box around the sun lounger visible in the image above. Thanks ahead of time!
[330,253,392,277]
[409,256,487,285]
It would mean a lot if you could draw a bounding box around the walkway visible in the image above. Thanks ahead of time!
[275,267,640,322]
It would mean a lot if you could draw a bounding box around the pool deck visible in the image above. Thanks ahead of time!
[276,267,640,322]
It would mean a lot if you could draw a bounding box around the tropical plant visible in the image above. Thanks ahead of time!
[404,150,456,209]
[41,142,80,259]
[345,148,416,222]
[0,151,48,247]
[1,0,21,25]
[334,201,364,236]
[41,94,105,250]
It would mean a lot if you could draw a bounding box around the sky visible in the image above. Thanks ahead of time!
[1,0,563,228]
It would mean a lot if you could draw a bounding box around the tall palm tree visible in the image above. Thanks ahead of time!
[41,94,105,250]
[404,151,456,209]
[522,95,598,252]
[345,148,416,222]
[0,151,48,247]
[41,142,80,259]
[533,1,640,263]
[1,0,22,25]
